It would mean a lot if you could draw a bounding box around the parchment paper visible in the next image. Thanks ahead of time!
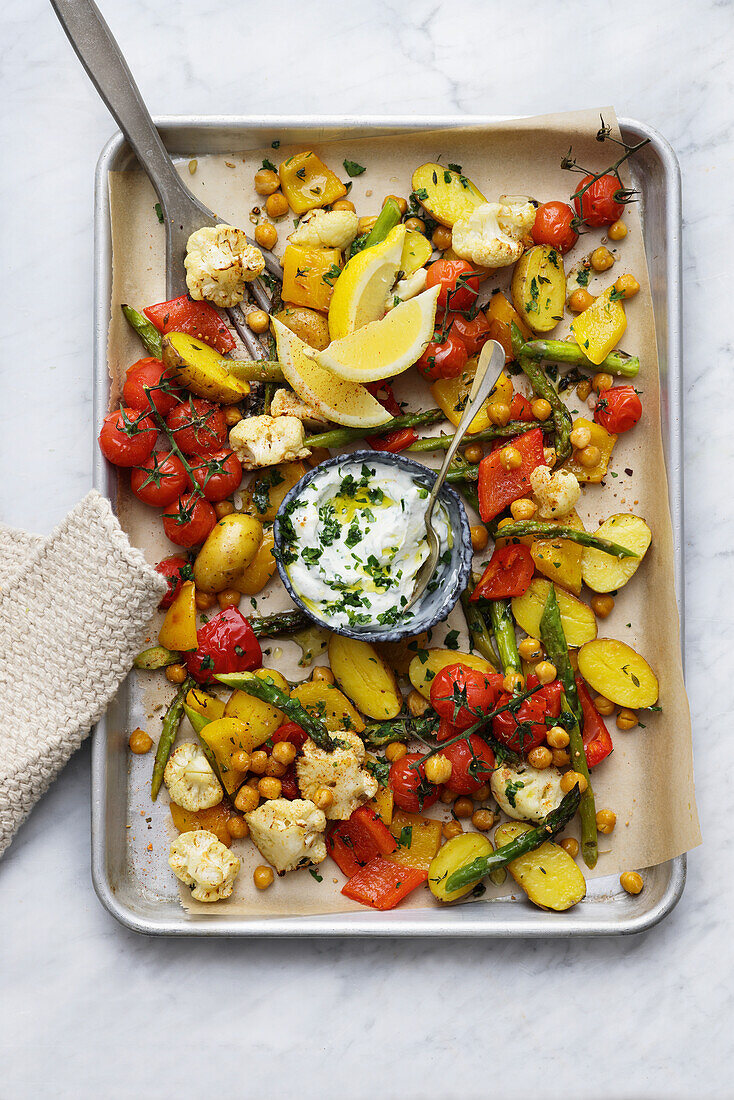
[108,108,700,917]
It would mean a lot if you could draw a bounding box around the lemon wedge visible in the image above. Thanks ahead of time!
[272,318,392,429]
[328,225,406,340]
[315,286,440,383]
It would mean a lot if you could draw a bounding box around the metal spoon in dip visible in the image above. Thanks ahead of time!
[404,339,507,611]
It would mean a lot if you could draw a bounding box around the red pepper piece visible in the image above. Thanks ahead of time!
[270,722,308,750]
[470,543,535,600]
[144,296,236,355]
[341,857,428,910]
[576,675,614,768]
[328,805,397,877]
[184,607,262,685]
[509,392,535,422]
[477,427,546,522]
[365,383,418,453]
[351,806,397,857]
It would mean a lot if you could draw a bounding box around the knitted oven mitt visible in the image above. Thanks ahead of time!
[0,490,167,857]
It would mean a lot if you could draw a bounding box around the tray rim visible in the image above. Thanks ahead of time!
[91,114,686,937]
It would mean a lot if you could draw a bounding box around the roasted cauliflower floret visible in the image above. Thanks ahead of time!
[530,464,581,519]
[169,830,240,902]
[296,730,379,820]
[245,798,327,874]
[270,387,329,428]
[185,225,265,308]
[229,414,309,469]
[164,743,223,811]
[451,196,536,269]
[491,763,564,823]
[288,209,359,250]
[384,268,428,311]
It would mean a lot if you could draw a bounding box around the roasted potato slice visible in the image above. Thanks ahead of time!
[511,244,566,334]
[581,514,651,593]
[494,821,586,911]
[290,680,365,733]
[193,514,263,594]
[162,332,249,405]
[577,638,659,708]
[512,579,597,648]
[411,163,486,227]
[328,635,402,720]
[272,305,331,351]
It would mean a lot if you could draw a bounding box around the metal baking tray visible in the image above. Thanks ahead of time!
[91,116,685,936]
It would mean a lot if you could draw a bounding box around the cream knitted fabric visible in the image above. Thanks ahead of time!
[0,490,167,857]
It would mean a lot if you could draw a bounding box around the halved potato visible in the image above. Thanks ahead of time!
[272,305,330,351]
[411,163,486,227]
[376,633,429,678]
[512,579,597,648]
[581,514,652,593]
[530,509,586,596]
[511,245,566,334]
[290,680,365,733]
[328,635,402,720]
[401,229,433,277]
[162,332,249,404]
[428,832,494,902]
[408,648,497,700]
[577,639,659,708]
[193,514,263,594]
[494,821,586,911]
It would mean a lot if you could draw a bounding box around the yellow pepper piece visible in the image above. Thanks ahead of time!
[281,245,342,312]
[185,687,225,723]
[387,810,442,871]
[565,417,617,483]
[431,362,513,434]
[239,460,309,523]
[570,287,627,365]
[400,229,433,278]
[530,509,586,596]
[278,151,347,215]
[158,581,197,651]
[369,785,394,827]
[486,291,532,361]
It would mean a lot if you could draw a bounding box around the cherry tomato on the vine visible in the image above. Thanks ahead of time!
[430,664,503,731]
[122,357,182,416]
[389,753,440,813]
[593,385,642,434]
[531,200,579,254]
[425,259,480,312]
[573,174,627,228]
[165,398,227,456]
[416,330,468,381]
[190,449,243,501]
[155,555,193,610]
[98,407,157,467]
[162,492,217,548]
[441,736,496,795]
[131,451,190,507]
[446,310,492,357]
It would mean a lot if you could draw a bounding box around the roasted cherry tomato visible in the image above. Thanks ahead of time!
[441,735,496,795]
[185,606,262,685]
[593,385,642,434]
[470,544,535,601]
[430,664,503,731]
[531,200,579,254]
[509,392,535,422]
[165,397,227,456]
[98,406,157,467]
[492,676,562,754]
[425,259,480,312]
[416,330,468,381]
[389,753,440,813]
[573,174,627,228]
[155,555,193,610]
[144,295,236,356]
[270,722,308,750]
[162,492,217,548]
[446,310,492,356]
[130,451,190,507]
[280,764,299,800]
[122,357,182,416]
[189,449,243,501]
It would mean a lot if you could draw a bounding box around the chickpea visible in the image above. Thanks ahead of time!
[272,741,297,766]
[551,749,570,767]
[534,660,557,685]
[439,788,456,804]
[577,445,601,468]
[311,666,335,684]
[471,808,495,831]
[357,215,377,235]
[331,199,356,212]
[249,750,268,775]
[614,273,640,299]
[443,820,463,840]
[245,777,260,790]
[404,216,426,234]
[576,379,592,401]
[265,192,289,218]
[254,222,278,250]
[620,871,643,895]
[453,797,474,819]
[473,784,491,801]
[217,589,241,610]
[569,424,592,449]
[546,726,570,749]
[560,837,579,858]
[195,591,217,611]
[385,742,407,763]
[489,402,511,427]
[258,777,282,800]
[568,288,595,313]
[425,754,452,785]
[594,695,615,716]
[503,671,524,694]
[464,443,484,465]
[616,709,638,731]
[227,814,249,839]
[608,219,628,241]
[560,770,588,795]
[470,524,489,552]
[247,309,270,334]
[590,246,614,272]
[591,594,615,618]
[431,225,452,251]
[518,636,542,661]
[543,446,557,467]
[214,501,235,519]
[165,663,188,685]
[128,728,153,754]
[500,445,522,471]
[496,518,514,533]
[510,497,536,521]
[528,746,552,770]
[314,787,334,811]
[234,785,259,813]
[592,372,613,394]
[530,398,552,422]
[232,750,252,772]
[223,404,243,427]
[384,195,408,216]
[254,168,280,196]
[254,865,275,890]
[596,808,617,834]
[265,757,287,778]
[407,689,430,718]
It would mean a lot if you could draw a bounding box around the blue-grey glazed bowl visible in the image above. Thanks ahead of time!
[273,450,473,643]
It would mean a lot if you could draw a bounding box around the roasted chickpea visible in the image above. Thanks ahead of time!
[272,741,297,766]
[568,288,595,313]
[223,404,243,427]
[234,785,259,813]
[357,215,377,235]
[577,445,601,468]
[249,750,268,775]
[432,225,452,251]
[232,750,252,772]
[500,445,523,471]
[543,446,557,467]
[214,501,235,519]
[551,749,570,767]
[510,497,536,521]
[331,199,356,212]
[470,524,489,552]
[576,379,592,401]
[518,636,542,662]
[592,372,613,393]
[464,443,484,465]
[443,820,464,840]
[440,788,456,804]
[503,671,524,694]
[546,726,570,749]
[384,194,408,216]
[314,787,334,811]
[265,191,289,218]
[254,222,278,250]
[608,219,627,241]
[247,309,270,334]
[471,809,495,831]
[258,777,282,799]
[534,661,557,685]
[265,757,288,778]
[254,168,280,196]
[569,424,592,449]
[596,808,617,834]
[227,814,249,839]
[560,770,588,795]
[312,666,335,684]
[594,695,615,716]
[217,589,241,610]
[496,517,514,533]
[620,871,643,895]
[254,865,275,890]
[425,754,452,785]
[530,398,552,422]
[590,246,614,272]
[614,273,640,299]
[404,216,426,234]
[560,837,579,858]
[453,797,474,819]
[165,663,188,685]
[591,594,615,618]
[129,728,153,754]
[195,591,217,611]
[385,742,407,763]
[473,784,491,801]
[407,689,430,718]
[489,402,511,427]
[616,709,638,731]
[528,746,553,770]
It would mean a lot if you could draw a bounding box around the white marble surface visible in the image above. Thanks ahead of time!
[1,0,732,1096]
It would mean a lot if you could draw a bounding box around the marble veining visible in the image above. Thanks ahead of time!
[1,0,732,1097]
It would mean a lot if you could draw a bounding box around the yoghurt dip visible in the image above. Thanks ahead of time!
[278,459,451,630]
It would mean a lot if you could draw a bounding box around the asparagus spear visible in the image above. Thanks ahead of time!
[520,337,640,378]
[151,677,194,800]
[228,360,286,383]
[182,703,229,788]
[444,786,582,892]
[122,304,163,359]
[405,420,540,453]
[362,713,440,747]
[488,599,521,675]
[363,197,403,248]
[248,610,311,638]
[133,645,181,670]
[460,587,499,667]
[216,671,335,751]
[539,585,597,869]
[489,520,638,559]
[305,409,444,451]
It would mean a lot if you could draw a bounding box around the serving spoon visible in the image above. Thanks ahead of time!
[50,0,282,361]
[404,339,506,611]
